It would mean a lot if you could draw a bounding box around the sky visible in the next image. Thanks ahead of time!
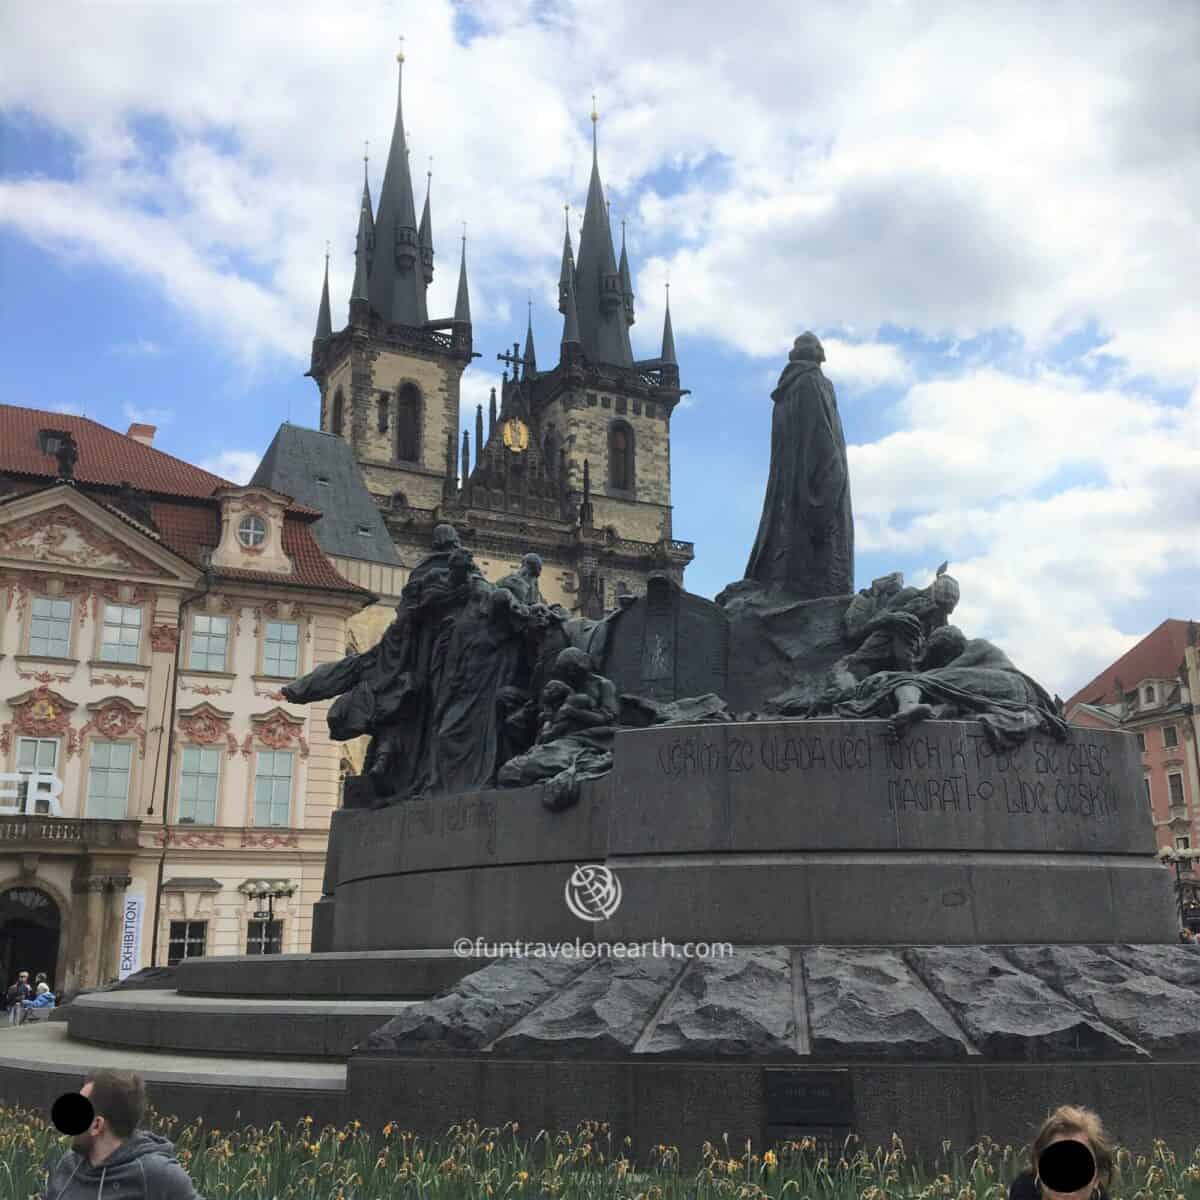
[1,0,1196,700]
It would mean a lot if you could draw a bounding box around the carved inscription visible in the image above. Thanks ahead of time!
[399,795,498,854]
[654,728,1121,822]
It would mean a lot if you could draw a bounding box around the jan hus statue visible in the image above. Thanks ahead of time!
[745,332,853,598]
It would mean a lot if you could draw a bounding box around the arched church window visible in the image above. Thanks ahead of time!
[377,395,389,434]
[396,384,421,462]
[609,421,634,491]
[331,389,345,437]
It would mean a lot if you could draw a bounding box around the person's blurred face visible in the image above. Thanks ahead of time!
[70,1082,101,1158]
[1037,1134,1098,1200]
[18,972,28,982]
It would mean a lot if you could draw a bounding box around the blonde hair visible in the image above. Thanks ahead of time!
[1031,1105,1114,1194]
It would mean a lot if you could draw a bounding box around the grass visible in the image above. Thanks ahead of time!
[2,1107,1199,1200]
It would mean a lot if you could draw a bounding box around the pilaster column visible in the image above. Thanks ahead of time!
[69,876,108,990]
[99,876,133,983]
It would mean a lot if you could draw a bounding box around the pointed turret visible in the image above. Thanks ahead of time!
[418,164,434,286]
[461,428,470,483]
[475,404,484,460]
[557,206,576,314]
[523,300,537,374]
[561,271,581,348]
[618,220,635,327]
[488,386,497,437]
[660,282,677,365]
[572,100,633,366]
[369,49,426,326]
[314,250,333,344]
[454,234,471,324]
[350,156,374,310]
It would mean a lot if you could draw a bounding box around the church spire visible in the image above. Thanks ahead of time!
[369,42,426,325]
[351,150,374,309]
[561,270,581,348]
[618,218,634,327]
[660,281,676,365]
[314,247,332,342]
[572,97,633,366]
[418,158,434,286]
[523,298,537,373]
[557,204,576,314]
[454,232,472,324]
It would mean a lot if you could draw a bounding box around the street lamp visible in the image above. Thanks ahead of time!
[237,879,297,953]
[1158,847,1200,931]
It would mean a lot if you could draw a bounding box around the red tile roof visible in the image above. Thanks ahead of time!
[0,404,368,599]
[1065,619,1196,710]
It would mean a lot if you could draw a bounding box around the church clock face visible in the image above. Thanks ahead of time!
[501,417,530,453]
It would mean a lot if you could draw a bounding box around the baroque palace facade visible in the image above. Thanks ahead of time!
[306,50,693,621]
[0,405,370,993]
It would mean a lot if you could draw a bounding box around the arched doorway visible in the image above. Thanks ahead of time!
[0,885,61,992]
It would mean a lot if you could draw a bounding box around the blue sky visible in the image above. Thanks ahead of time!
[1,0,1196,699]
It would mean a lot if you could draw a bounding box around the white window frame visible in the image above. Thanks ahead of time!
[1135,732,1147,753]
[86,741,132,819]
[16,737,60,813]
[29,597,72,658]
[1143,776,1152,811]
[246,918,283,955]
[1175,835,1191,852]
[1143,685,1156,704]
[188,614,229,672]
[100,603,142,664]
[237,514,266,548]
[1167,771,1185,809]
[1163,724,1179,749]
[263,620,300,678]
[253,750,293,827]
[167,920,207,965]
[178,746,221,825]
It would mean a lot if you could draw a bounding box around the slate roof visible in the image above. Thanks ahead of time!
[0,403,368,597]
[1065,619,1196,709]
[250,423,400,566]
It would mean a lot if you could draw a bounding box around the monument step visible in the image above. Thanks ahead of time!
[0,1021,346,1128]
[66,990,414,1059]
[174,949,491,999]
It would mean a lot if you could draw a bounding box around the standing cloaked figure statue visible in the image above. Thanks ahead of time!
[745,333,854,598]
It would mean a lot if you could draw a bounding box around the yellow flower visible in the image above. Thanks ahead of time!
[764,1150,778,1169]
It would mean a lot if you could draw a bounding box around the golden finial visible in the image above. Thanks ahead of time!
[397,34,405,64]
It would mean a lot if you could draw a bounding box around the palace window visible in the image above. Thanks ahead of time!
[263,620,300,677]
[1175,835,1191,852]
[178,747,220,824]
[86,741,132,820]
[377,394,389,433]
[1164,725,1179,749]
[331,389,345,437]
[15,737,59,813]
[246,919,283,955]
[1143,777,1152,811]
[167,920,207,965]
[395,384,421,462]
[237,514,267,548]
[1143,685,1156,704]
[29,597,72,657]
[1135,732,1147,753]
[1168,772,1185,808]
[608,421,635,491]
[100,603,142,664]
[189,614,229,671]
[254,750,293,827]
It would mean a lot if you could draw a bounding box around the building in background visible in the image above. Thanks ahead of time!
[1066,619,1200,890]
[0,405,370,993]
[305,53,693,617]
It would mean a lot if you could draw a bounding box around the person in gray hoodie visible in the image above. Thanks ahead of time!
[43,1069,201,1200]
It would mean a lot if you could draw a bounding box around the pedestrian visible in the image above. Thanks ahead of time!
[1180,926,1196,944]
[6,970,31,1026]
[23,981,56,1019]
[1008,1104,1113,1200]
[42,1069,202,1199]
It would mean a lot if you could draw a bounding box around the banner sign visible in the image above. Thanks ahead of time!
[118,894,145,980]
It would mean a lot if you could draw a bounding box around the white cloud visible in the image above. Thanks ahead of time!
[121,401,172,427]
[197,450,259,485]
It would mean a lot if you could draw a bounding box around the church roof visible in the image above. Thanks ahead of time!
[250,423,400,566]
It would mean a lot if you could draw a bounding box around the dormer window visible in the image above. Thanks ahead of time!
[1143,685,1155,705]
[315,476,330,487]
[357,525,371,537]
[237,515,267,548]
